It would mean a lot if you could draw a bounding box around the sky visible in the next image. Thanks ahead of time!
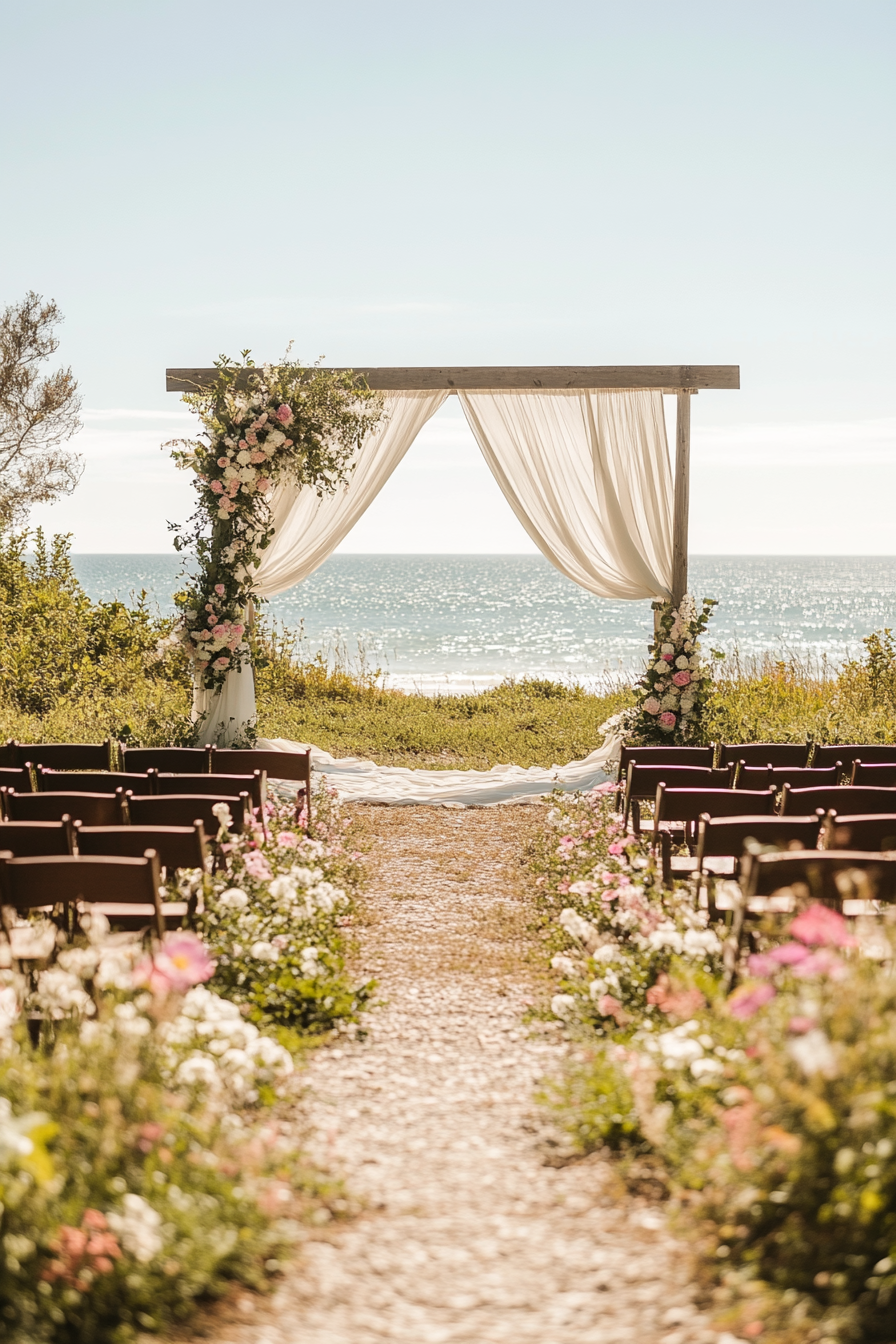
[2,0,894,553]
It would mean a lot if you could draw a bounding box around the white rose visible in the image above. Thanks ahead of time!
[239,467,256,483]
[551,994,578,1021]
[236,450,251,465]
[654,660,670,673]
[219,887,249,910]
[588,977,608,1000]
[675,655,690,669]
[223,466,239,480]
[550,954,578,977]
[249,940,277,962]
[660,643,674,655]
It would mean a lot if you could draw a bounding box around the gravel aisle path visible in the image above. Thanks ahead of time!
[192,805,724,1344]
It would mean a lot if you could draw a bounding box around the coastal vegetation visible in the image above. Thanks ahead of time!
[2,531,896,763]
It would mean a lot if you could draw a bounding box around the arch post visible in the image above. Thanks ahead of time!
[671,389,692,608]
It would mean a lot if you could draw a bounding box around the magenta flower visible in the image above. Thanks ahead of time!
[134,932,215,995]
[790,904,857,948]
[728,981,776,1019]
[243,850,273,881]
[276,404,293,424]
[662,653,674,661]
[672,670,691,687]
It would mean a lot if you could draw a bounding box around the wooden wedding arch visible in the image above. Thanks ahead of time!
[166,364,740,607]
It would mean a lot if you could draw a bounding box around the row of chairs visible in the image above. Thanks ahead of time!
[0,766,267,810]
[0,848,174,942]
[1,788,252,834]
[617,741,896,778]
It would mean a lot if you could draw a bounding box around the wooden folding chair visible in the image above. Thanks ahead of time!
[0,767,34,793]
[718,742,810,770]
[210,746,312,826]
[12,741,113,771]
[0,818,75,857]
[36,768,150,795]
[3,790,126,826]
[152,770,266,815]
[652,785,775,883]
[850,762,896,788]
[624,762,734,833]
[695,812,824,880]
[779,784,896,816]
[74,821,208,872]
[741,848,896,908]
[121,745,211,774]
[822,813,896,852]
[614,744,715,808]
[0,850,167,937]
[734,764,841,791]
[812,743,896,774]
[125,792,250,836]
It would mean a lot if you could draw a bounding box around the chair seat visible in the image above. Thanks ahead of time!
[88,901,189,929]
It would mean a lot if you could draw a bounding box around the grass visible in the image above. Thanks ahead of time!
[2,530,896,764]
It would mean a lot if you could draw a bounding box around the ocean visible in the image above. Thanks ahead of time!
[71,554,896,694]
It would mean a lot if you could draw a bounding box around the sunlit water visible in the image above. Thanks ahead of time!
[72,554,896,693]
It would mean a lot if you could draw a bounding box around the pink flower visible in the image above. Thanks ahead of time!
[598,994,630,1025]
[207,614,217,625]
[558,835,575,851]
[790,904,857,948]
[276,404,293,424]
[276,831,299,848]
[199,629,211,640]
[256,477,271,493]
[788,1015,817,1034]
[210,480,224,494]
[793,949,845,979]
[672,670,691,687]
[250,451,266,463]
[217,457,229,468]
[231,624,244,636]
[211,624,225,638]
[214,583,225,596]
[608,842,625,855]
[245,431,258,446]
[134,932,215,995]
[728,981,776,1019]
[747,952,778,977]
[769,941,810,965]
[243,850,273,881]
[213,657,229,669]
[663,653,674,661]
[238,438,248,449]
[658,711,676,728]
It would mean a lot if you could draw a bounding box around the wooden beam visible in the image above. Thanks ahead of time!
[671,390,691,607]
[166,364,739,394]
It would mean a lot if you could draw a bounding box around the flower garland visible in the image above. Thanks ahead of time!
[630,593,719,743]
[167,354,384,693]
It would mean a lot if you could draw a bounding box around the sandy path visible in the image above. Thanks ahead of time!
[190,805,722,1344]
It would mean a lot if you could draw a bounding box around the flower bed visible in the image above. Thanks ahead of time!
[533,784,896,1342]
[0,788,370,1342]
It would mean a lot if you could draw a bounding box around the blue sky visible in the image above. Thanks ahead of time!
[2,0,894,551]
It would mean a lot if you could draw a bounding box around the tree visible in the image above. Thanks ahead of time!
[0,292,82,527]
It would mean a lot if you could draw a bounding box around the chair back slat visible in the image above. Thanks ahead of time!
[0,851,164,935]
[154,771,266,812]
[735,764,840,791]
[655,786,775,826]
[696,813,823,867]
[0,767,33,793]
[780,784,896,816]
[126,792,248,835]
[719,742,809,769]
[742,848,896,906]
[812,744,896,772]
[14,741,112,771]
[3,790,125,827]
[122,746,210,774]
[850,762,896,788]
[0,819,74,857]
[210,747,311,822]
[823,813,896,852]
[36,768,149,795]
[616,744,714,784]
[624,763,732,830]
[75,822,208,872]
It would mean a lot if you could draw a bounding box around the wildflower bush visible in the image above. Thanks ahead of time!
[0,787,369,1341]
[534,786,896,1341]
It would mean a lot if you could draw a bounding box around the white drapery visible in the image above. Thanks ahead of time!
[193,386,674,767]
[459,388,673,601]
[192,390,449,744]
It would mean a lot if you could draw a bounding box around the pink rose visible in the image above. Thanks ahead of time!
[790,904,857,948]
[243,850,272,881]
[210,480,224,494]
[769,941,809,965]
[608,841,625,855]
[663,653,674,661]
[250,451,266,463]
[276,404,293,424]
[213,657,229,669]
[788,1015,817,1034]
[217,457,229,468]
[214,583,225,596]
[212,625,226,638]
[245,431,258,446]
[672,670,691,687]
[238,439,248,449]
[658,711,676,728]
[256,477,271,492]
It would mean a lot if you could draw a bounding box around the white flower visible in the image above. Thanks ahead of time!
[675,655,690,670]
[551,994,578,1021]
[236,450,251,465]
[249,940,277,962]
[558,908,598,946]
[238,467,256,483]
[648,922,684,955]
[654,660,670,674]
[787,1028,839,1079]
[113,1001,151,1036]
[300,946,321,975]
[57,947,98,979]
[568,880,596,897]
[550,954,578,977]
[683,927,721,957]
[592,944,617,964]
[34,968,92,1019]
[176,1051,220,1089]
[660,693,679,710]
[0,985,19,1036]
[589,977,608,1000]
[219,887,249,910]
[690,1057,725,1080]
[211,803,233,829]
[660,643,674,655]
[680,699,695,714]
[108,1194,163,1264]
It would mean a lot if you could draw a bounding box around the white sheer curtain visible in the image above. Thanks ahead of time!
[458,389,673,601]
[192,390,450,744]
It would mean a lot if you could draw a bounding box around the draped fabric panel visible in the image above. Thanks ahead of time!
[457,388,673,601]
[192,390,450,744]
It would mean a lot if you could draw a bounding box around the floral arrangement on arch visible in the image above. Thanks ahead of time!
[166,353,384,693]
[630,593,719,743]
